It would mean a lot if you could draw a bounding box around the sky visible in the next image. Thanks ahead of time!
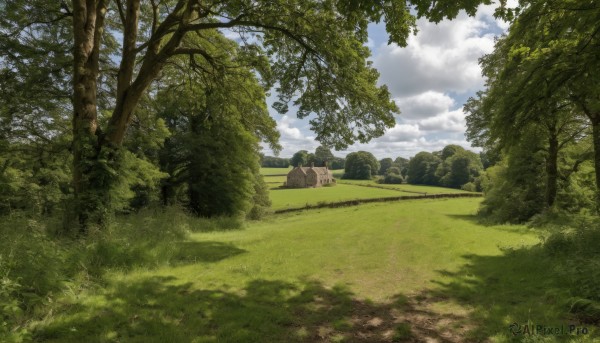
[260,3,514,159]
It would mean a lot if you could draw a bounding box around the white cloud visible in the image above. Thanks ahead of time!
[376,124,422,142]
[417,109,466,132]
[394,91,455,119]
[373,12,495,97]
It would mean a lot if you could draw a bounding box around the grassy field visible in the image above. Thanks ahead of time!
[30,198,595,342]
[338,180,470,194]
[260,167,292,175]
[269,183,416,210]
[331,170,473,195]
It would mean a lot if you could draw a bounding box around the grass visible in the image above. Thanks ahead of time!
[27,198,599,342]
[336,178,471,194]
[268,183,416,210]
[260,167,291,175]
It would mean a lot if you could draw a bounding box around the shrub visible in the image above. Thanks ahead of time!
[383,174,403,184]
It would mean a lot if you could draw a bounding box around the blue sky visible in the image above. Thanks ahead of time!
[261,2,514,159]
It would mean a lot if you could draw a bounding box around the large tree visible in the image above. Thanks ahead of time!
[477,0,600,210]
[343,151,379,180]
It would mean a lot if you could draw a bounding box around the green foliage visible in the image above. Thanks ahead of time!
[290,150,309,167]
[407,151,441,185]
[437,150,483,189]
[314,145,335,166]
[343,151,379,180]
[261,156,290,168]
[466,0,600,211]
[478,134,547,223]
[378,158,393,175]
[0,216,65,341]
[155,41,277,218]
[383,174,403,184]
[247,175,272,220]
[542,219,600,323]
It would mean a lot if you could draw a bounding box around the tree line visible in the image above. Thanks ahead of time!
[464,0,599,223]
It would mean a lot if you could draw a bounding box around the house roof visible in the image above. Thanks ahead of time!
[288,166,332,176]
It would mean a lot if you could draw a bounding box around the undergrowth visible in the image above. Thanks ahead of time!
[0,207,243,342]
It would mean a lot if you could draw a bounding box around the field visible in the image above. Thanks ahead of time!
[260,167,292,175]
[269,184,416,210]
[33,198,593,342]
[261,168,471,204]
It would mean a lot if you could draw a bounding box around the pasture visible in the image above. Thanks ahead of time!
[31,198,595,342]
[269,183,416,210]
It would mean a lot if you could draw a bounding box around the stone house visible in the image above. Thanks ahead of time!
[286,163,335,188]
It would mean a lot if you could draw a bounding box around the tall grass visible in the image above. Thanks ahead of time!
[0,207,243,342]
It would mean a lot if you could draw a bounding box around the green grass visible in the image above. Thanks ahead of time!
[29,198,598,342]
[269,183,415,210]
[263,175,287,189]
[337,178,471,194]
[260,167,292,175]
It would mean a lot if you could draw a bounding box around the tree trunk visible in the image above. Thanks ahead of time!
[545,134,559,208]
[71,0,108,232]
[592,117,600,212]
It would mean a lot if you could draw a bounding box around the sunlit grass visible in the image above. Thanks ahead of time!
[268,183,414,210]
[32,198,595,343]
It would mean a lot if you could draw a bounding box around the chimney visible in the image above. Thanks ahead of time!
[311,162,314,168]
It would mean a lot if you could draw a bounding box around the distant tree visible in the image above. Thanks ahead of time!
[330,157,346,170]
[441,145,465,160]
[387,167,401,176]
[315,146,335,166]
[407,152,441,185]
[343,151,379,180]
[382,166,403,184]
[261,156,290,168]
[438,151,482,189]
[394,157,410,178]
[290,151,309,167]
[379,158,394,175]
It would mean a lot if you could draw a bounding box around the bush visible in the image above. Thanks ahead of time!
[542,220,600,323]
[460,182,477,192]
[0,216,66,342]
[383,174,403,184]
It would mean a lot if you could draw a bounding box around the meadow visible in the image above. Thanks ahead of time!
[25,197,598,342]
[268,184,416,210]
[261,167,474,210]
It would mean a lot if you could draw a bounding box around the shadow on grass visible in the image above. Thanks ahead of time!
[423,244,599,341]
[445,214,538,236]
[34,276,470,343]
[172,241,247,264]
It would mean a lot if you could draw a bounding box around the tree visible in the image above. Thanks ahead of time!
[290,150,309,167]
[478,132,547,223]
[261,156,290,168]
[314,145,335,166]
[394,157,410,178]
[382,166,403,184]
[480,0,600,209]
[465,1,595,209]
[407,152,441,185]
[155,46,278,218]
[379,158,393,175]
[343,151,379,180]
[440,145,465,160]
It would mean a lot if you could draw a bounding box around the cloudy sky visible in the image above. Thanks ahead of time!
[262,3,512,159]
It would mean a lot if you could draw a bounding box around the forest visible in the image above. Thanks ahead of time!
[1,0,599,341]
